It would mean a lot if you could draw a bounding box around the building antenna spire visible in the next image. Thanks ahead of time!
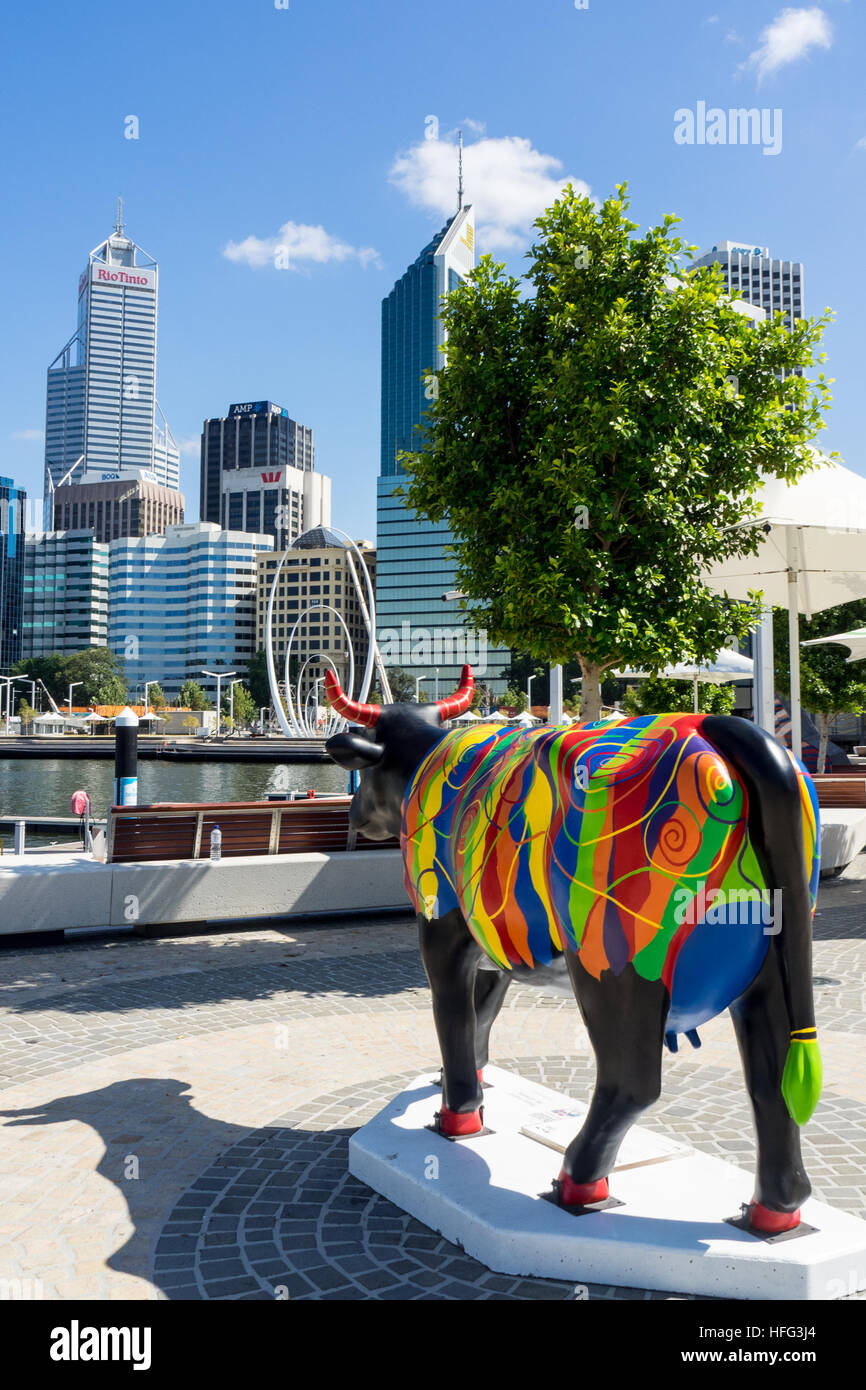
[457,130,464,211]
[115,196,124,234]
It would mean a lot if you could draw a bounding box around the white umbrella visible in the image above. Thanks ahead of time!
[453,710,482,722]
[703,453,866,757]
[484,711,510,722]
[616,648,754,714]
[513,711,540,726]
[802,627,866,663]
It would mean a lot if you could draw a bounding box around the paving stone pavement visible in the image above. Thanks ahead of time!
[0,870,864,1303]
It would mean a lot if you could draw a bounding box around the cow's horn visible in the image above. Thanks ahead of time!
[324,670,381,727]
[435,664,475,721]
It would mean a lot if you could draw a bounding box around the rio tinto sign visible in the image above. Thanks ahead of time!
[90,263,155,290]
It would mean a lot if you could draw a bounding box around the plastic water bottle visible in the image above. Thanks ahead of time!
[210,825,222,862]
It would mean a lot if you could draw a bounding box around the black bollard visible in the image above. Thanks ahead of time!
[114,706,139,806]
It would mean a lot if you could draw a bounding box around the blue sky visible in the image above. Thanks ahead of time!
[2,0,864,537]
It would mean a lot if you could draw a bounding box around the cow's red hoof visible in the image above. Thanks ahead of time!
[748,1201,801,1234]
[437,1105,484,1137]
[556,1172,609,1207]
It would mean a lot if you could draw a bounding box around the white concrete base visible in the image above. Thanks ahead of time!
[820,810,866,875]
[349,1065,866,1300]
[0,849,407,935]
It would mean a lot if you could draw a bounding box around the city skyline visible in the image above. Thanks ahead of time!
[43,207,180,518]
[3,1,864,541]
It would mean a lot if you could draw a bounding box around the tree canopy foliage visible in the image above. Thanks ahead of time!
[401,184,833,717]
[12,648,128,707]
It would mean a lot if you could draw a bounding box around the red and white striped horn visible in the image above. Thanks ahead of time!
[324,670,381,727]
[435,664,475,721]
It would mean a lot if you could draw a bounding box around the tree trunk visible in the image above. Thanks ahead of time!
[817,712,830,775]
[578,657,605,722]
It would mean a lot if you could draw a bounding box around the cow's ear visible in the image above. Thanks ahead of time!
[325,732,385,770]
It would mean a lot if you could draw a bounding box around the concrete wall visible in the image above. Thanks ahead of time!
[0,849,407,935]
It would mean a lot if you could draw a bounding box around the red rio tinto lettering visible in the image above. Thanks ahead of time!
[95,269,150,286]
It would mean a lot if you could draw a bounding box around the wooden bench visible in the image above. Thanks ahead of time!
[812,776,866,809]
[107,798,399,864]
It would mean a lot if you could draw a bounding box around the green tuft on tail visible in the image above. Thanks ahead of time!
[782,1038,823,1126]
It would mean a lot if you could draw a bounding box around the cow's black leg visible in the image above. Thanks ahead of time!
[473,969,511,1074]
[704,714,818,1232]
[418,908,485,1135]
[729,948,811,1218]
[558,956,668,1204]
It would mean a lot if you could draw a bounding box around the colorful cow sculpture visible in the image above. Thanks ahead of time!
[325,665,823,1233]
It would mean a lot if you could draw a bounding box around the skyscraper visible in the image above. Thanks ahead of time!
[692,240,804,327]
[200,400,327,551]
[52,471,185,543]
[0,478,26,670]
[22,531,109,659]
[44,203,179,520]
[108,522,273,699]
[377,192,509,691]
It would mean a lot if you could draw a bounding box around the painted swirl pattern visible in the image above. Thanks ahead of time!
[401,715,820,999]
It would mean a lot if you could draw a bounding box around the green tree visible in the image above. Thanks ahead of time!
[11,653,66,705]
[62,648,128,705]
[15,699,36,729]
[499,685,528,713]
[221,683,256,730]
[178,680,212,711]
[246,649,274,711]
[382,666,420,702]
[622,678,735,717]
[774,599,866,771]
[145,683,166,710]
[401,184,832,719]
[502,655,551,705]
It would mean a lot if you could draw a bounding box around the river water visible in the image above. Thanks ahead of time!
[0,757,349,824]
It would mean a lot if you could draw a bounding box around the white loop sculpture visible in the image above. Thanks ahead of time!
[265,527,390,739]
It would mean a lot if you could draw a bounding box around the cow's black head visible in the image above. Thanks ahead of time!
[324,666,475,840]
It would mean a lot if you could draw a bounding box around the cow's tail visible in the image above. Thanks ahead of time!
[703,716,823,1126]
[782,1025,822,1126]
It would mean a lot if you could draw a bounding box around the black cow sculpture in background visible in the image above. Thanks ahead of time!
[325,665,823,1234]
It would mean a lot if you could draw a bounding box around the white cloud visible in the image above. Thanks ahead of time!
[11,428,44,442]
[741,7,833,82]
[177,435,202,456]
[855,136,866,152]
[223,221,380,271]
[389,134,591,252]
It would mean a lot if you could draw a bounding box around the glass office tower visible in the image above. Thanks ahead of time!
[199,400,326,551]
[0,478,26,670]
[44,205,180,522]
[22,531,110,658]
[692,240,804,326]
[377,206,509,692]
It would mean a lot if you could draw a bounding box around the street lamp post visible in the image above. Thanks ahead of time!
[415,674,425,701]
[434,668,440,702]
[527,676,534,712]
[12,676,33,732]
[67,682,83,718]
[0,675,30,734]
[259,706,269,735]
[201,670,236,735]
[228,679,243,733]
